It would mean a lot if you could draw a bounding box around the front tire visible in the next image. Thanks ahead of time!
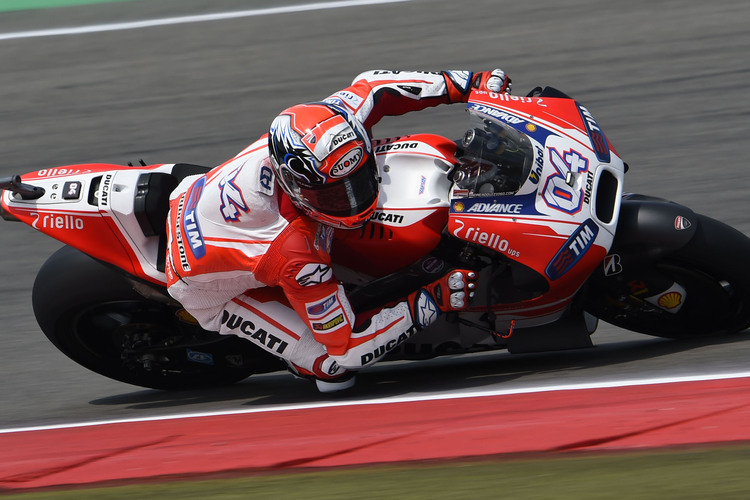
[32,246,282,390]
[584,214,750,338]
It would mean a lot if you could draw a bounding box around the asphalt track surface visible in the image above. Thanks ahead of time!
[1,0,750,433]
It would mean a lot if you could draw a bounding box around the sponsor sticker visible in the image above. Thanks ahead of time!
[257,164,275,196]
[545,218,599,280]
[578,103,611,163]
[221,311,289,354]
[306,293,338,318]
[32,212,85,230]
[421,256,445,275]
[296,263,333,286]
[326,90,364,111]
[603,254,623,276]
[675,216,692,230]
[413,289,439,329]
[446,70,471,93]
[183,177,206,259]
[644,283,687,313]
[369,210,405,225]
[330,146,362,178]
[312,313,345,332]
[186,349,214,365]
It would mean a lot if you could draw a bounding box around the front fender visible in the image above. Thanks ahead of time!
[610,194,697,264]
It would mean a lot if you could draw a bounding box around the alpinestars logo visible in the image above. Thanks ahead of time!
[446,71,472,93]
[413,289,439,329]
[219,166,249,222]
[296,263,333,286]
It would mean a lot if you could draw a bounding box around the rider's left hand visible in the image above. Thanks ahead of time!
[408,269,478,329]
[473,69,512,94]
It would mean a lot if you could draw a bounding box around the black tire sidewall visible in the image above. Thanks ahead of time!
[31,246,258,390]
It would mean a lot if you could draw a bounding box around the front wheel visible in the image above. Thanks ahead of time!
[32,246,283,390]
[584,214,750,338]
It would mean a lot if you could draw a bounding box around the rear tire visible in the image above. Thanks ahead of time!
[585,214,750,338]
[32,246,282,390]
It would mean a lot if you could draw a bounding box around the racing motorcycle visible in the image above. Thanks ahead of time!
[3,86,750,390]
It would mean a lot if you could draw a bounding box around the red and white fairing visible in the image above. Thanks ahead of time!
[332,134,457,277]
[452,91,625,325]
[338,90,625,328]
[2,163,178,285]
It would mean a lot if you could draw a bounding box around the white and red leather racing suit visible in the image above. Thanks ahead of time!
[165,70,493,381]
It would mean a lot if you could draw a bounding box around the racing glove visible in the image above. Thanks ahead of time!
[472,69,512,94]
[408,269,478,329]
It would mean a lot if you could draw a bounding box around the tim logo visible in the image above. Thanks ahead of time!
[306,294,337,317]
[545,219,599,281]
[578,104,611,163]
[219,166,249,222]
[183,177,206,260]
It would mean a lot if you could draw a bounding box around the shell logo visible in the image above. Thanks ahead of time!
[453,202,465,212]
[657,291,683,309]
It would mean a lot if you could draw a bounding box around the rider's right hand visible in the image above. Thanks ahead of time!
[408,269,477,329]
[472,69,512,94]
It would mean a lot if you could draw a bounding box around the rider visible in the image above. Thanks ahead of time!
[165,69,512,391]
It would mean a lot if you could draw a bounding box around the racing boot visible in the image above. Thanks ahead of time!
[314,371,357,393]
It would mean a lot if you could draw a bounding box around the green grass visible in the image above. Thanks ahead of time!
[5,445,750,499]
[0,0,137,13]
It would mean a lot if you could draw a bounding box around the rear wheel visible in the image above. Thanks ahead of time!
[584,215,750,338]
[32,246,283,390]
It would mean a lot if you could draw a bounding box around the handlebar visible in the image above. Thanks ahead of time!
[0,175,45,200]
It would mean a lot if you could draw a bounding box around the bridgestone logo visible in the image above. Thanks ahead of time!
[175,195,190,271]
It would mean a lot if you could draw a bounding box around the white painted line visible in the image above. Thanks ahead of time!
[2,371,750,435]
[0,0,413,41]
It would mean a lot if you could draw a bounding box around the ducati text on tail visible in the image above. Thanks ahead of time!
[3,86,750,391]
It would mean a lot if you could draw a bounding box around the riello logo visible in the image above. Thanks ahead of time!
[460,224,510,252]
[33,212,85,230]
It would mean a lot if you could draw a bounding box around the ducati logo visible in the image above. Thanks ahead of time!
[674,216,692,230]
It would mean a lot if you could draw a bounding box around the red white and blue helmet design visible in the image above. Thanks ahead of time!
[268,102,379,229]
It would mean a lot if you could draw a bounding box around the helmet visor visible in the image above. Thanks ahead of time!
[297,158,379,218]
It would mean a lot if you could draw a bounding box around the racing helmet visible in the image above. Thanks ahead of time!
[268,102,379,229]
